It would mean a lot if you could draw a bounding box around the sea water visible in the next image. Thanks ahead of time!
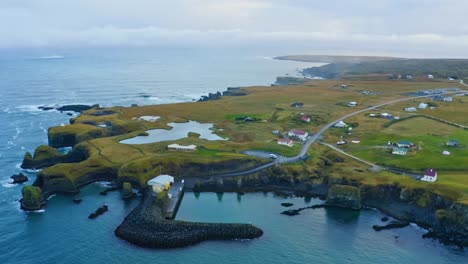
[0,47,466,263]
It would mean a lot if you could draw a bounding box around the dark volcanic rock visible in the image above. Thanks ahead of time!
[326,184,362,210]
[10,173,28,184]
[56,104,94,113]
[373,221,410,231]
[115,190,263,248]
[38,106,55,111]
[281,204,327,216]
[281,202,294,207]
[88,205,108,219]
[381,216,389,222]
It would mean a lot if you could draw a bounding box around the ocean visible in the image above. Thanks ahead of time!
[0,47,466,263]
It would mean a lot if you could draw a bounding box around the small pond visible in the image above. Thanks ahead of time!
[120,120,226,144]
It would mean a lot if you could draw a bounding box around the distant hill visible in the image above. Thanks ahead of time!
[274,55,401,63]
[276,55,468,79]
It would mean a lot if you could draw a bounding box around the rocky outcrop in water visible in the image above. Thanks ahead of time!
[326,184,362,209]
[115,190,263,248]
[10,173,28,184]
[21,186,45,211]
[38,104,99,113]
[373,221,410,231]
[88,205,108,219]
[21,145,87,170]
[121,182,135,200]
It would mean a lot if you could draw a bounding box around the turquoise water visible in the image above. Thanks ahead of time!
[0,47,466,263]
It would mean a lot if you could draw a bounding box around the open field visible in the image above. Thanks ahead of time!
[34,79,468,203]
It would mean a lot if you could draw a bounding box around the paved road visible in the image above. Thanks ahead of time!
[207,89,466,178]
[318,142,381,170]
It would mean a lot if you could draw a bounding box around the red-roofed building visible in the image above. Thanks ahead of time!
[288,129,309,141]
[277,138,294,147]
[421,169,438,182]
[301,116,311,123]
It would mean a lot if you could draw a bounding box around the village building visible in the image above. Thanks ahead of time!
[288,129,309,141]
[406,75,413,80]
[291,102,304,108]
[397,140,412,148]
[272,130,280,135]
[421,169,438,182]
[340,84,348,88]
[427,74,434,79]
[404,107,417,112]
[418,103,428,109]
[147,175,174,193]
[167,143,197,152]
[336,139,347,145]
[446,139,459,147]
[443,96,453,102]
[277,138,294,147]
[442,150,451,155]
[301,116,311,122]
[392,147,408,156]
[347,102,358,107]
[334,121,347,128]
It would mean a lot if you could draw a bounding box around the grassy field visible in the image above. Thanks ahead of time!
[35,79,468,203]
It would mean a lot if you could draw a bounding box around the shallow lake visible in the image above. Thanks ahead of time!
[120,120,226,144]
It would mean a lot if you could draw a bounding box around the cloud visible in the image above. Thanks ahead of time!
[1,0,468,57]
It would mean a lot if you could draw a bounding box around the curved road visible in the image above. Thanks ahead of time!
[205,89,466,178]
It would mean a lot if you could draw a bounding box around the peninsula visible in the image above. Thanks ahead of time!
[18,73,468,248]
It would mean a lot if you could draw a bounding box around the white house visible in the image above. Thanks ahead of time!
[404,107,417,112]
[443,96,453,102]
[278,138,294,147]
[347,102,358,107]
[334,121,347,128]
[392,147,408,156]
[288,129,308,141]
[442,150,451,155]
[427,74,434,79]
[421,169,438,182]
[167,143,197,152]
[418,103,428,109]
[148,175,174,193]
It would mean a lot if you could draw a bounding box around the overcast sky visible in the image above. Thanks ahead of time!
[1,0,467,57]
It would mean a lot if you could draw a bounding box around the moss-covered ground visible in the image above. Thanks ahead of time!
[29,79,468,204]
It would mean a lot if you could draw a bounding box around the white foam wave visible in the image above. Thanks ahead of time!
[1,180,15,188]
[38,55,64,60]
[47,194,56,201]
[147,96,160,100]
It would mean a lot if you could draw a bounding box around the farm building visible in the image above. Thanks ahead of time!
[347,102,358,107]
[167,144,197,152]
[421,169,438,182]
[404,107,417,112]
[418,103,428,109]
[397,140,412,148]
[277,138,294,147]
[446,139,459,147]
[334,121,347,128]
[392,147,408,156]
[288,129,309,141]
[148,175,174,193]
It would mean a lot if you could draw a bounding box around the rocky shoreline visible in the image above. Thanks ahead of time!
[114,189,263,248]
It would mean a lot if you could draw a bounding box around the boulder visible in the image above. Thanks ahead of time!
[10,173,29,184]
[326,184,362,210]
[21,186,45,211]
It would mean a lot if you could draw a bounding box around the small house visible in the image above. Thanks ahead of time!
[418,103,428,109]
[397,140,412,148]
[406,75,413,80]
[278,138,294,147]
[347,102,358,107]
[446,139,459,147]
[301,116,311,123]
[404,107,417,112]
[433,95,444,101]
[148,175,175,193]
[427,74,434,79]
[334,121,347,128]
[392,147,408,156]
[443,96,453,102]
[421,169,438,182]
[288,129,309,141]
[340,84,348,88]
[442,150,451,155]
[336,140,347,145]
[291,102,304,108]
[167,144,197,152]
[272,130,280,135]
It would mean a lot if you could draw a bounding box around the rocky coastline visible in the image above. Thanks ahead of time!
[114,189,263,249]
